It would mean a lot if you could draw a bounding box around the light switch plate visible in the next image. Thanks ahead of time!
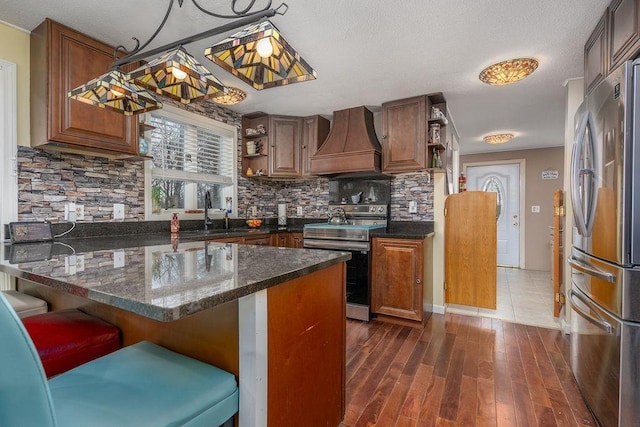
[113,203,125,220]
[113,250,125,268]
[297,206,303,216]
[409,201,417,213]
[531,205,540,213]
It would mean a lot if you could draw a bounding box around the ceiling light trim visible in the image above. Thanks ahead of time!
[211,86,247,105]
[479,58,539,86]
[483,133,515,144]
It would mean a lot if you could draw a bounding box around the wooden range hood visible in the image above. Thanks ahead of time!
[310,106,382,175]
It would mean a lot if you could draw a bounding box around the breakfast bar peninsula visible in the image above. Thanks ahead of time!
[0,238,349,427]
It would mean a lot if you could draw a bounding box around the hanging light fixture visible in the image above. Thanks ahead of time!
[483,133,515,144]
[68,1,300,115]
[127,46,227,104]
[68,67,161,115]
[211,87,247,105]
[479,58,539,86]
[204,19,317,90]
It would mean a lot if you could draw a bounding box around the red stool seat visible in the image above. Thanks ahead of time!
[22,309,121,378]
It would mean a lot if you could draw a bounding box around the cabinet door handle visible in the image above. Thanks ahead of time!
[416,278,421,284]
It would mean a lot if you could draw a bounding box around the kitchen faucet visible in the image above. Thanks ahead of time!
[204,191,213,230]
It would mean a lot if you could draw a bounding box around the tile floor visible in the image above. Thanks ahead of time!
[446,267,562,330]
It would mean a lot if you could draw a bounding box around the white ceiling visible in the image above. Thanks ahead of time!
[1,0,609,154]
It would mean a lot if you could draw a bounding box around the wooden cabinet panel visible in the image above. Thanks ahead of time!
[243,235,272,246]
[585,12,608,94]
[288,233,304,249]
[301,115,330,177]
[609,0,640,71]
[30,19,138,156]
[269,116,302,177]
[272,233,289,247]
[371,238,423,322]
[382,96,427,172]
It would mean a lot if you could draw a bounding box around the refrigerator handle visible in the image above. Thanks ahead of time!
[568,255,616,283]
[569,289,614,334]
[571,111,589,237]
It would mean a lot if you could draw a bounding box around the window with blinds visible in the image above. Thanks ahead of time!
[145,105,237,218]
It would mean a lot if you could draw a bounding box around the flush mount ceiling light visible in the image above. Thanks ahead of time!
[479,58,539,86]
[68,67,161,115]
[204,19,317,90]
[127,46,226,104]
[483,133,515,144]
[69,0,305,115]
[211,86,247,105]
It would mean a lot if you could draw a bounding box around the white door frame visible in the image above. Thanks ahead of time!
[0,59,18,290]
[463,159,526,269]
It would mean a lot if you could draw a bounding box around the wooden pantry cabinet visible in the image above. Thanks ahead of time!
[381,93,447,173]
[371,237,424,323]
[241,113,329,179]
[30,19,140,156]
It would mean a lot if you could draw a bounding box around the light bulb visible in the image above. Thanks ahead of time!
[110,88,124,98]
[170,66,187,80]
[256,37,273,58]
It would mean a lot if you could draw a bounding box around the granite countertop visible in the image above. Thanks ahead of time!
[0,239,350,322]
[371,221,435,239]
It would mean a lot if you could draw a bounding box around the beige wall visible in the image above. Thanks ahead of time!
[460,147,565,271]
[0,21,30,147]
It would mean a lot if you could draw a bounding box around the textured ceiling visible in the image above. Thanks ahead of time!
[0,0,609,154]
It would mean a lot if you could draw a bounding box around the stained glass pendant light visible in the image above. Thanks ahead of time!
[128,46,227,103]
[68,67,161,115]
[483,133,514,144]
[479,58,539,86]
[211,87,247,105]
[204,20,317,90]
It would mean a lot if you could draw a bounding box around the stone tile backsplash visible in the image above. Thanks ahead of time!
[17,100,434,223]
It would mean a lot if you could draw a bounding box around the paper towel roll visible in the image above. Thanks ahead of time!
[278,203,287,225]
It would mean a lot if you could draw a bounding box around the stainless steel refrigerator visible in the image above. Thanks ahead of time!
[569,59,640,427]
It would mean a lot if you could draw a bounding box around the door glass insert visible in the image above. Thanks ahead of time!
[482,176,504,222]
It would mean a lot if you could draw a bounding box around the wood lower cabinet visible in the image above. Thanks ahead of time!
[243,234,273,246]
[30,19,139,156]
[371,237,424,322]
[288,233,304,249]
[272,233,289,247]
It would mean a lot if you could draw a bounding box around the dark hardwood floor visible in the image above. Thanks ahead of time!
[340,313,596,427]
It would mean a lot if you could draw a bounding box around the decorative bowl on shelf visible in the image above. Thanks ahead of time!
[246,218,262,228]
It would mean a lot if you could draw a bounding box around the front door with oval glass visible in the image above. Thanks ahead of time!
[466,163,521,267]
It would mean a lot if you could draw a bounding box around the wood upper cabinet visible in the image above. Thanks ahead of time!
[300,115,330,177]
[242,113,327,179]
[381,96,427,172]
[585,11,609,94]
[381,93,446,173]
[269,115,302,177]
[609,0,640,72]
[371,237,423,322]
[30,19,139,156]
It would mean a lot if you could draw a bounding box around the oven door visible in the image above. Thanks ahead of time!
[304,239,372,321]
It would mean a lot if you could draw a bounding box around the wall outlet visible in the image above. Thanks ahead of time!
[65,203,77,222]
[409,200,418,213]
[65,255,84,274]
[531,205,540,213]
[113,250,125,268]
[113,203,125,220]
[75,204,84,220]
[296,206,303,216]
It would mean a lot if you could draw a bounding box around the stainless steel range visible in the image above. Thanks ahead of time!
[304,204,388,321]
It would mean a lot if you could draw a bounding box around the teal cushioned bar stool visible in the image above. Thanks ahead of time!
[0,292,238,427]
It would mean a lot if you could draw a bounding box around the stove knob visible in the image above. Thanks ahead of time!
[378,207,384,213]
[369,206,376,213]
